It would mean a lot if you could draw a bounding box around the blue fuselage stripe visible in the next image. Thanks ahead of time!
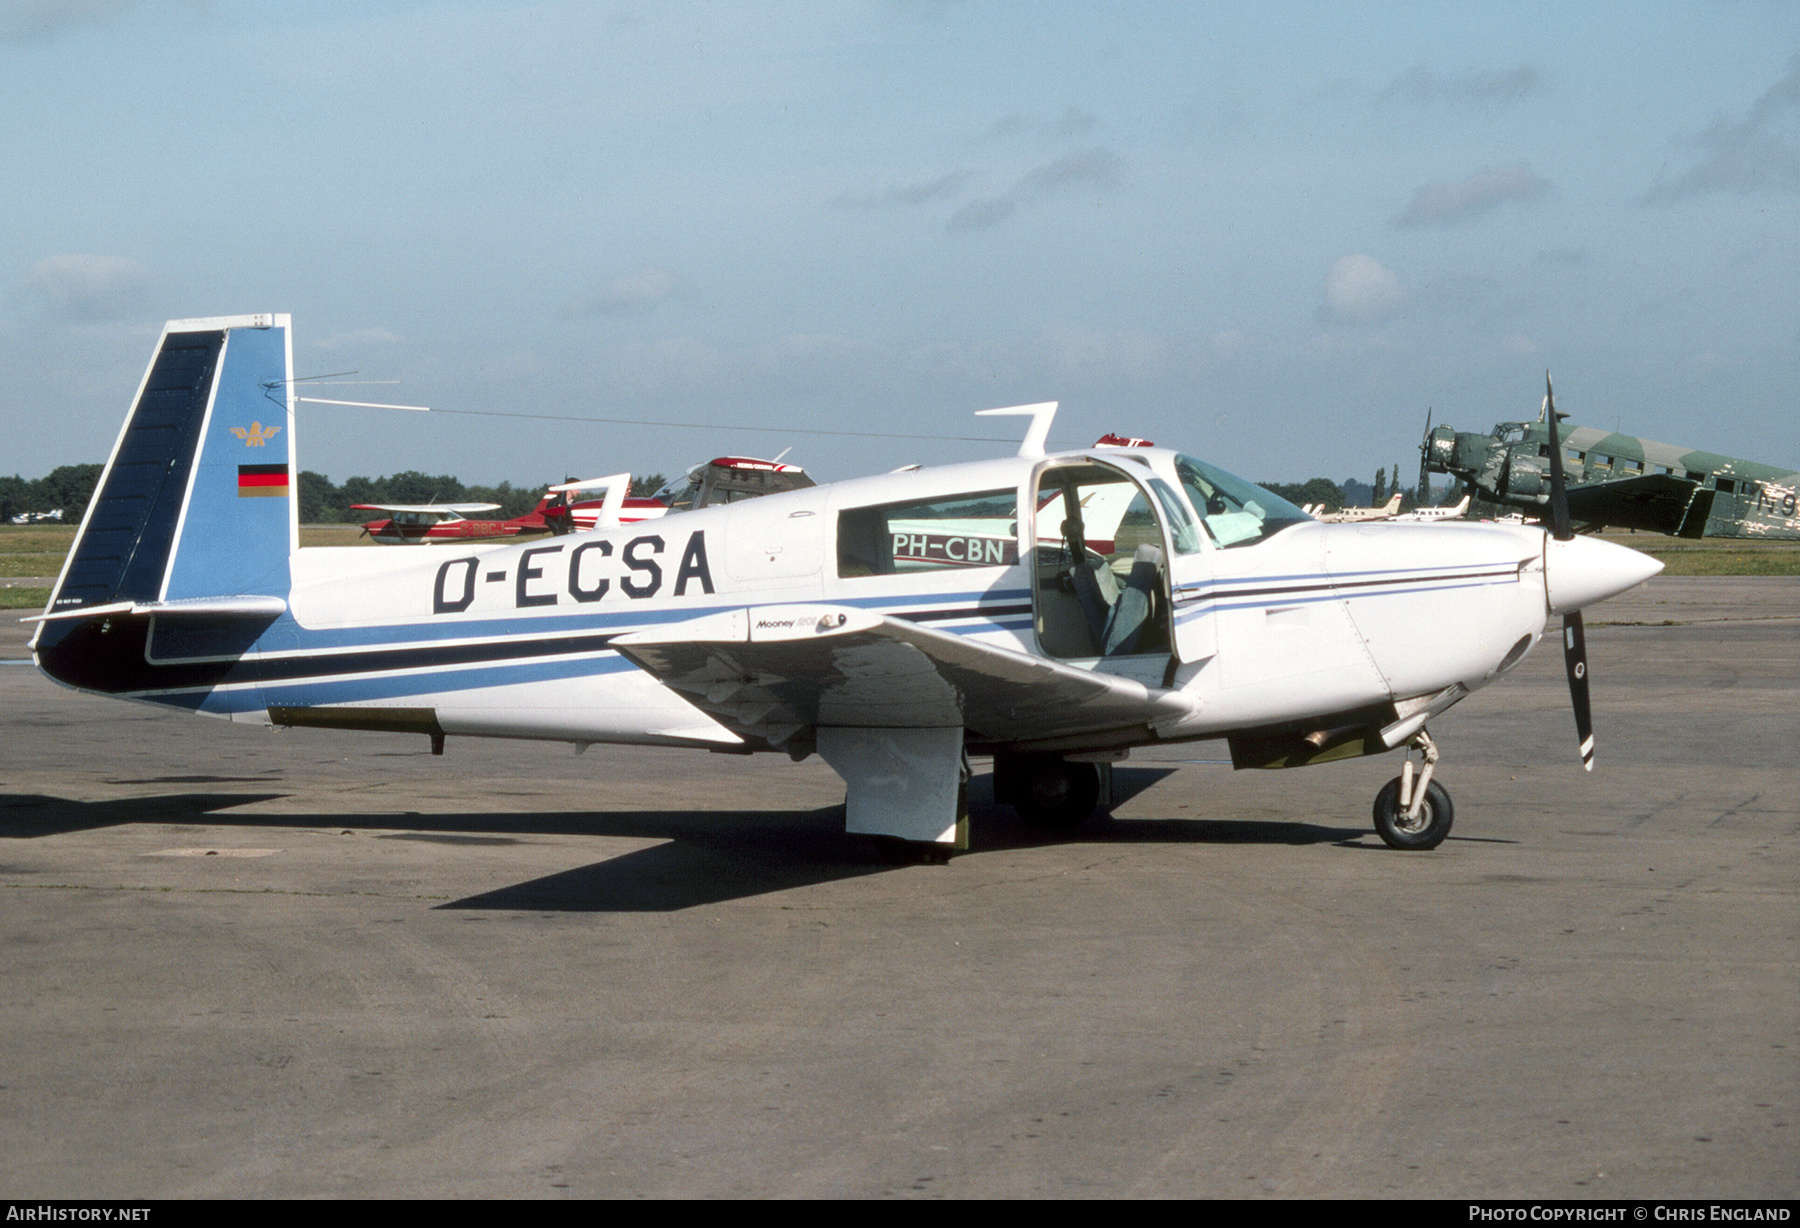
[95,565,1517,704]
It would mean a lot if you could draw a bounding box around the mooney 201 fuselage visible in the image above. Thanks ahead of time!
[32,316,1662,853]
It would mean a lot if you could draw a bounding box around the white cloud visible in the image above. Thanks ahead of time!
[1641,53,1800,202]
[1,0,137,42]
[1377,63,1543,108]
[946,197,1016,232]
[22,253,152,320]
[1393,163,1550,227]
[1013,147,1124,201]
[946,146,1125,232]
[978,107,1099,142]
[562,266,685,318]
[1320,254,1406,326]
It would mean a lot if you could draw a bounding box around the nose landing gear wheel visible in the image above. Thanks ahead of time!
[1373,777,1454,850]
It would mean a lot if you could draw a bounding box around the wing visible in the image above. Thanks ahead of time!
[350,503,503,516]
[611,604,1195,749]
[1564,473,1703,535]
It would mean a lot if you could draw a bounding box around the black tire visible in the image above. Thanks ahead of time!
[1372,777,1454,850]
[1014,757,1101,830]
[866,836,954,866]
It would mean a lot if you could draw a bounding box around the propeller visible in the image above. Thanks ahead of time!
[1417,407,1434,504]
[1542,373,1595,770]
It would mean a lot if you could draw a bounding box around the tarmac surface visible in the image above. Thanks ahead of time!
[1,577,1794,1198]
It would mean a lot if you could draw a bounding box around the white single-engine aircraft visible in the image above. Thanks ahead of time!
[32,316,1661,854]
[1392,494,1473,523]
[1313,493,1404,523]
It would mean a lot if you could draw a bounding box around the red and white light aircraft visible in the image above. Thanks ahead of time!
[356,475,664,544]
[32,316,1659,854]
[357,455,815,543]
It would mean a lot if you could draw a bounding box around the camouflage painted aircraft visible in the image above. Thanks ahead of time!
[1421,395,1799,539]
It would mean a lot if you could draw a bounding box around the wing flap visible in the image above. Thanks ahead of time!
[612,603,1194,744]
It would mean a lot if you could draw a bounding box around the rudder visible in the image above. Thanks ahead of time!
[42,313,295,618]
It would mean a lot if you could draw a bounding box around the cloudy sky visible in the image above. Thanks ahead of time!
[3,1,1796,492]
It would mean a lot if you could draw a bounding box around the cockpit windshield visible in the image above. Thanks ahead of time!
[1174,454,1311,548]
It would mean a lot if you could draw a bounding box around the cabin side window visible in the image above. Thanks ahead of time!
[837,489,1019,578]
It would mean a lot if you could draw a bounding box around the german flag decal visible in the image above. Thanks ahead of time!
[238,464,290,498]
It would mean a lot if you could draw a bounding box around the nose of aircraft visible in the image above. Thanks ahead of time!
[1543,534,1664,615]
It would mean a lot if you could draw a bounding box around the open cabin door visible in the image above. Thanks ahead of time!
[1027,457,1208,679]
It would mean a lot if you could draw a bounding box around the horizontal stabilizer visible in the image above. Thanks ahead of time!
[24,595,287,624]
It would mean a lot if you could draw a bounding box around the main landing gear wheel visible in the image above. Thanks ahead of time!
[1372,777,1454,850]
[1012,756,1101,830]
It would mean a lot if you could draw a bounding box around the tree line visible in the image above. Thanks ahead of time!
[0,465,103,525]
[2,467,667,526]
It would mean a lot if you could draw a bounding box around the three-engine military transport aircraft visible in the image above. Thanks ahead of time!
[31,316,1663,855]
[1421,399,1800,539]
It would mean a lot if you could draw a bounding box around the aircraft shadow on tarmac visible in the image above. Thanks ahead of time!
[1,790,292,836]
[3,769,1385,912]
[448,814,1375,912]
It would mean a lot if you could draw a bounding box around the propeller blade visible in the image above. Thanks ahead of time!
[1544,372,1572,541]
[1418,407,1433,502]
[1563,611,1594,770]
[1545,372,1594,769]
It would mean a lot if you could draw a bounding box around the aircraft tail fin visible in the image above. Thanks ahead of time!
[39,314,297,625]
[39,313,295,623]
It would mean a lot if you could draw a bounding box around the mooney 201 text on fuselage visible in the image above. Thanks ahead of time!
[32,316,1662,853]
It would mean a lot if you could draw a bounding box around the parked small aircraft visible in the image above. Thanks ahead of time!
[656,454,815,511]
[1393,494,1472,523]
[1422,400,1799,539]
[1310,493,1403,523]
[32,317,1661,855]
[356,476,663,544]
[356,501,506,543]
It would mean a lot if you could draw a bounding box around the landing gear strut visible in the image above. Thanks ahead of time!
[1373,729,1455,850]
